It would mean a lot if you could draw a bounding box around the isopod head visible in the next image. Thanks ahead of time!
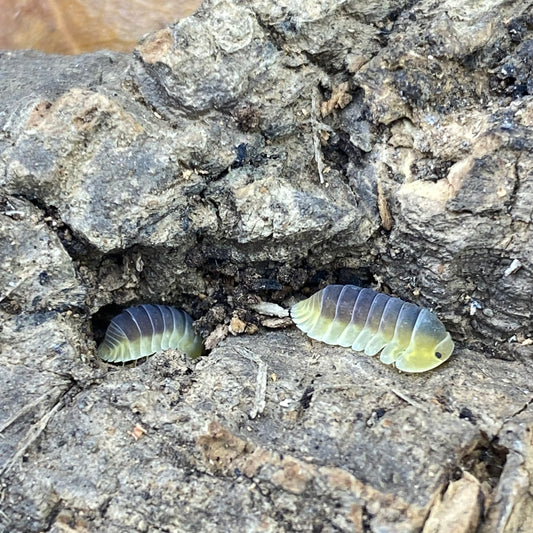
[391,308,454,372]
[291,285,454,373]
[97,304,204,363]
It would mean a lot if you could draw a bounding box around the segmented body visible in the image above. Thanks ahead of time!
[290,285,454,372]
[97,304,204,363]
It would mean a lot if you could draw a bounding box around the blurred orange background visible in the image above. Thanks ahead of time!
[0,0,203,54]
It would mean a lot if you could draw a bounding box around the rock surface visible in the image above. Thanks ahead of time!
[0,0,532,531]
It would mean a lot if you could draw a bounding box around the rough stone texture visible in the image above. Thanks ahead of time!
[1,0,532,532]
[0,197,85,313]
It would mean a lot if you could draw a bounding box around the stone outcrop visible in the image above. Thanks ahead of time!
[0,0,532,531]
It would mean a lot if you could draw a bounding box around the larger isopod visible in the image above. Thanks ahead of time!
[97,304,204,363]
[290,285,454,373]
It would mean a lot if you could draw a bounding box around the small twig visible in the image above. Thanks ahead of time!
[0,400,63,477]
[312,129,326,184]
[249,361,268,420]
[0,387,63,434]
[391,388,428,413]
[233,347,268,419]
[310,91,333,185]
[377,179,394,230]
[0,507,9,529]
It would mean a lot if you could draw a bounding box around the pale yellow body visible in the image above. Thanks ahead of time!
[291,285,454,373]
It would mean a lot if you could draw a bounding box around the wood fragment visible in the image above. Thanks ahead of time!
[233,348,268,419]
[377,179,394,230]
[261,316,294,329]
[250,302,289,318]
[391,388,429,413]
[422,473,483,533]
[131,424,147,440]
[320,82,352,117]
[503,259,522,277]
[204,324,229,351]
[229,315,246,335]
[250,361,268,419]
[311,91,334,184]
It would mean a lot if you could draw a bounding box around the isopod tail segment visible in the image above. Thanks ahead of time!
[290,285,454,373]
[97,304,204,363]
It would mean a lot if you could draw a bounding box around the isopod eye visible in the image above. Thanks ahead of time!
[435,352,442,359]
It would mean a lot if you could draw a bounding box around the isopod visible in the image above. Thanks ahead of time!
[97,304,204,363]
[291,285,454,372]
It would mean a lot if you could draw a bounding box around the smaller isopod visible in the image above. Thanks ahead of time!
[97,304,204,363]
[291,285,454,373]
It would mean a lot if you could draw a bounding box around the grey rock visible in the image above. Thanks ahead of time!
[0,197,85,313]
[0,0,533,531]
[2,329,532,532]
